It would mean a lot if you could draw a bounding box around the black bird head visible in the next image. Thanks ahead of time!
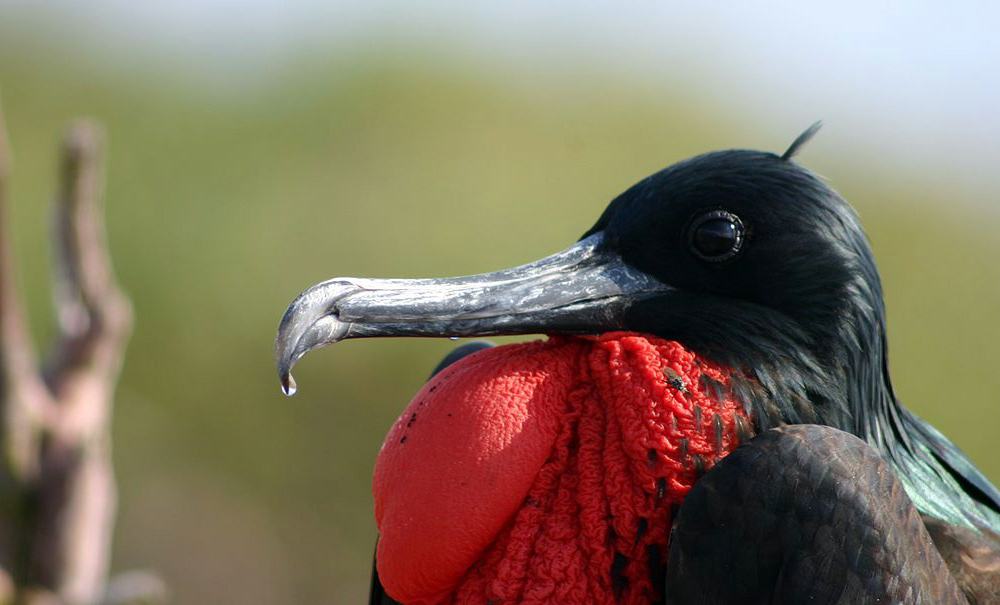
[584,135,876,433]
[276,125,1000,532]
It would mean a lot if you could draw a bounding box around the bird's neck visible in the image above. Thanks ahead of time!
[834,295,901,448]
[791,296,1000,531]
[641,271,1000,530]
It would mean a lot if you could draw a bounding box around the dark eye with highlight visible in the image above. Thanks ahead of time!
[688,210,745,262]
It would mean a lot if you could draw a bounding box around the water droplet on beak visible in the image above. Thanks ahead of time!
[281,373,298,397]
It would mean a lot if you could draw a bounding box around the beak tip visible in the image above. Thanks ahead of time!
[280,371,297,397]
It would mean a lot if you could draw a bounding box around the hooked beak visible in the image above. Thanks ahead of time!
[274,232,671,395]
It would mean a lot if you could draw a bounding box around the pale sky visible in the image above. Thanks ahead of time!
[4,1,999,199]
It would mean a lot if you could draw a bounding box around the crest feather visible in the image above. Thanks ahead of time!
[781,121,823,160]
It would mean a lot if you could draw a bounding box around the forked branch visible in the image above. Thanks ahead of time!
[0,104,157,605]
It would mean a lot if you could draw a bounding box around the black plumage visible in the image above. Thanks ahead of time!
[276,128,1000,604]
[587,146,1000,532]
[667,425,967,604]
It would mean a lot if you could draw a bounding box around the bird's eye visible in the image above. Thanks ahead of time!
[688,210,745,262]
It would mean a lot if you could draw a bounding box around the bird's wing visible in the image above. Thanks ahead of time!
[924,515,1000,604]
[901,407,1000,525]
[666,424,968,605]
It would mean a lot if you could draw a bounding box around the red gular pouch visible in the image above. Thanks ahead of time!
[373,332,752,605]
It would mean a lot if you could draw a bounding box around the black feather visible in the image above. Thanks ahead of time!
[586,148,1000,532]
[781,121,823,160]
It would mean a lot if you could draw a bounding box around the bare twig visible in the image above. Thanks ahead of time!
[0,98,50,604]
[45,122,132,388]
[0,105,137,605]
[31,121,132,605]
[0,102,55,473]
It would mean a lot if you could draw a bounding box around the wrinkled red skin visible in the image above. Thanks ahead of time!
[374,333,749,605]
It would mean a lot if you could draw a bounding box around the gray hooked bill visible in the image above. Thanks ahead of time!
[274,232,671,395]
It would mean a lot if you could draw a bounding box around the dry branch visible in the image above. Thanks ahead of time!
[0,104,152,605]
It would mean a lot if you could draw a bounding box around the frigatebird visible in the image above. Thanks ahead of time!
[275,125,1000,604]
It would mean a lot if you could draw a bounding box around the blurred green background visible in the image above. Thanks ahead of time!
[1,3,999,603]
